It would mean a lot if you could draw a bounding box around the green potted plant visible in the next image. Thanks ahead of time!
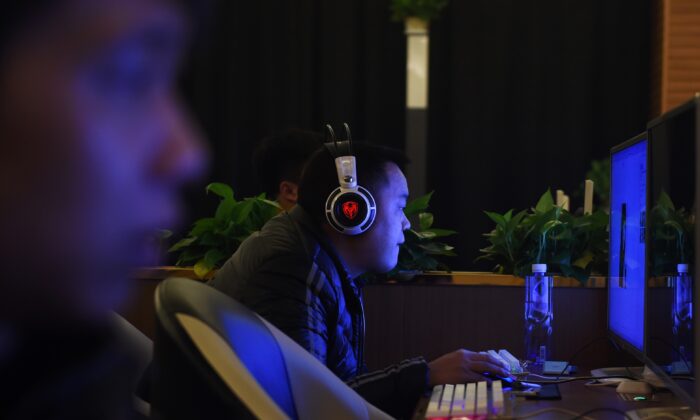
[650,191,694,277]
[390,0,449,22]
[477,189,609,284]
[166,184,456,282]
[168,182,280,279]
[367,191,457,282]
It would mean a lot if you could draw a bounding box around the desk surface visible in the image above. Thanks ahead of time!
[133,267,608,288]
[413,375,684,419]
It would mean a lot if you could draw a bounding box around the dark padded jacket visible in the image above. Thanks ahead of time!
[208,206,428,419]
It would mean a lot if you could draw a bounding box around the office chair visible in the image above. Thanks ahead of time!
[149,277,393,420]
[112,313,153,417]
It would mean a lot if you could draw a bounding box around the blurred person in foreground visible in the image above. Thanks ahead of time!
[0,0,206,418]
[253,128,323,211]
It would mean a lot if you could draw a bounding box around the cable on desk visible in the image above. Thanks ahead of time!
[524,373,580,380]
[523,375,637,384]
[554,336,608,378]
[583,380,616,387]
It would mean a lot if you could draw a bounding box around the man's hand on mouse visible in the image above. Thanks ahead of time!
[428,349,511,386]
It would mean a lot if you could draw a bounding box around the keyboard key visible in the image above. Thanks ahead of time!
[426,385,442,418]
[465,383,476,417]
[426,380,508,419]
[476,381,488,415]
[492,380,504,413]
[452,384,466,412]
[439,384,454,416]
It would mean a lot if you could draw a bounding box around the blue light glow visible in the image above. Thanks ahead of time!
[609,138,647,352]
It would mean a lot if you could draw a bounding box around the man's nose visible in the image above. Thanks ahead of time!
[151,96,208,185]
[402,213,411,231]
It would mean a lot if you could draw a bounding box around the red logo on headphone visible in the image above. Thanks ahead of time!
[342,201,359,220]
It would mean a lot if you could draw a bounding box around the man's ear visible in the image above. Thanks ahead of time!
[278,181,299,204]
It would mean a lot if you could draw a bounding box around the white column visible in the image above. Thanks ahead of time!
[405,17,430,197]
[405,17,429,110]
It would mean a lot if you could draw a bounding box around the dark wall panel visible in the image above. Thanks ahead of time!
[363,284,634,372]
[179,0,651,270]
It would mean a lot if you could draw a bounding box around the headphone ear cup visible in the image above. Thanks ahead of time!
[325,187,376,235]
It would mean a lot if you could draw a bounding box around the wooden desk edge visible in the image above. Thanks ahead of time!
[132,267,607,288]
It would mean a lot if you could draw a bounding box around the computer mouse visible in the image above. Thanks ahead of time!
[481,372,541,390]
[481,371,515,384]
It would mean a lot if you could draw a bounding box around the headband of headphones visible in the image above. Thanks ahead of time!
[323,123,377,235]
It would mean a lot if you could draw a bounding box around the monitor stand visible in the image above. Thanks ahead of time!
[590,366,644,384]
[591,366,674,389]
[626,406,698,420]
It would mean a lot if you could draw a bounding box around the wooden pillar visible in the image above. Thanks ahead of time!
[651,0,700,116]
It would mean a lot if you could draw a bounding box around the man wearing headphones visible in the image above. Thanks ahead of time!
[209,127,509,419]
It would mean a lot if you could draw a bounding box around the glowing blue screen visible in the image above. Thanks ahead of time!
[609,138,647,352]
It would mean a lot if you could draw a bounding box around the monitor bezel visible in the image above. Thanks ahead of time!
[607,131,650,364]
[642,95,699,413]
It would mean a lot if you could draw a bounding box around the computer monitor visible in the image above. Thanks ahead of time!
[608,132,648,358]
[645,96,698,412]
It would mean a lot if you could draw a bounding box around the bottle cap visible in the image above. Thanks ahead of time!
[532,264,547,273]
[678,263,689,274]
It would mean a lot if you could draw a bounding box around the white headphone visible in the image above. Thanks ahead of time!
[323,123,377,236]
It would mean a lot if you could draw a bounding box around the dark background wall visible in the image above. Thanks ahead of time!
[178,0,651,270]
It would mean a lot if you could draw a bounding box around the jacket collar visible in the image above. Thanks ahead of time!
[288,205,356,283]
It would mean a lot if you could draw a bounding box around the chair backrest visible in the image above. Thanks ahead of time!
[111,313,153,417]
[111,313,153,384]
[150,277,393,420]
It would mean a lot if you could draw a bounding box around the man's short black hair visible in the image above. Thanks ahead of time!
[297,142,409,225]
[253,129,323,198]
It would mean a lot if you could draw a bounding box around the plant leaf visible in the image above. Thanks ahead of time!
[194,259,215,279]
[215,197,236,221]
[484,210,508,226]
[190,217,217,237]
[415,231,437,239]
[573,250,594,269]
[168,237,197,252]
[657,190,675,211]
[206,182,234,201]
[419,212,434,230]
[204,248,226,267]
[424,228,457,237]
[404,191,434,216]
[535,189,554,213]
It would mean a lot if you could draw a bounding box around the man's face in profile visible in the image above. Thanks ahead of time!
[353,163,411,274]
[0,0,206,321]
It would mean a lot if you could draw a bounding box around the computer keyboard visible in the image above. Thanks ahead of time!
[424,349,521,419]
[425,381,508,419]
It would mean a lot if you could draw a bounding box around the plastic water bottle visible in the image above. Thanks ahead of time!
[525,264,553,366]
[671,263,693,374]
